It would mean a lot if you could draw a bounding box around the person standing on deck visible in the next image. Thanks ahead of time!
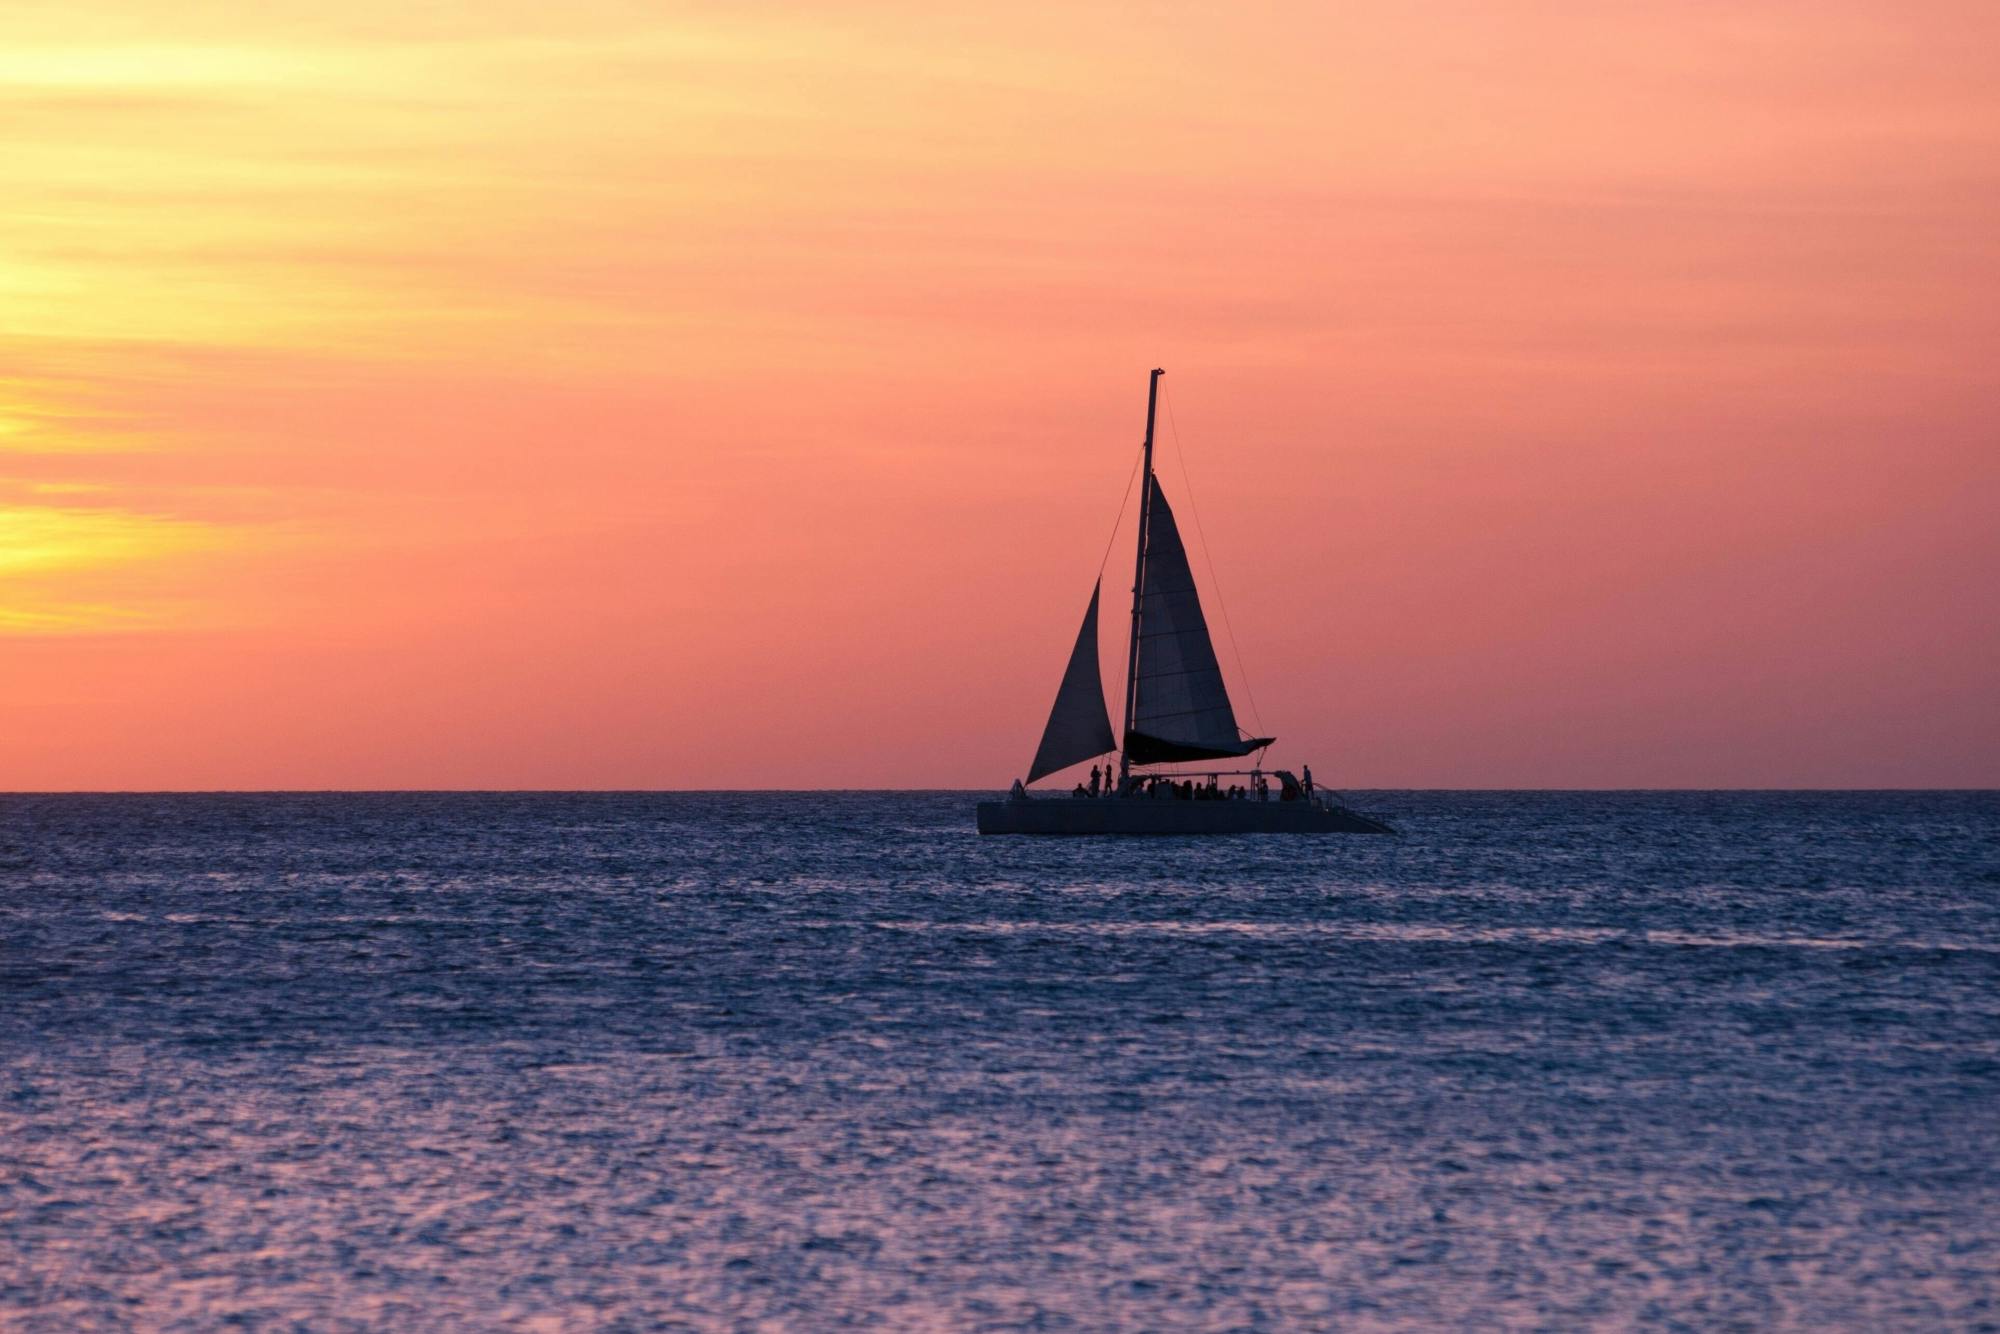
[1302,765,1314,798]
[1089,764,1101,797]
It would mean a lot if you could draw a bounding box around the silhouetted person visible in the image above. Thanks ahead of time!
[1302,764,1314,797]
[1089,764,1101,797]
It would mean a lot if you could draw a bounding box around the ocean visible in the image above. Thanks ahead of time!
[2,791,1996,1329]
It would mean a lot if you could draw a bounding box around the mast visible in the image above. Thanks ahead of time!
[1120,367,1164,786]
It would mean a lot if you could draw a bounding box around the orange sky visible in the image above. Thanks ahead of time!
[3,1,1996,789]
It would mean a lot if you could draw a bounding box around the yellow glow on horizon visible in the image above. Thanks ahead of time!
[0,503,234,634]
[0,43,320,91]
[0,602,178,635]
[0,504,216,575]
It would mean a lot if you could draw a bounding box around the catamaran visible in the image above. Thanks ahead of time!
[976,369,1393,835]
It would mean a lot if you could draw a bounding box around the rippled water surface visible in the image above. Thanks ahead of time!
[3,791,1997,1329]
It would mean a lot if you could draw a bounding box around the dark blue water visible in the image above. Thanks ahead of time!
[3,792,1997,1329]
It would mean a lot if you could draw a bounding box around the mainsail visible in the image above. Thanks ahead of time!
[1125,476,1272,764]
[1025,580,1118,783]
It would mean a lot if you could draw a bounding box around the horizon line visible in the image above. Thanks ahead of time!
[3,786,1994,797]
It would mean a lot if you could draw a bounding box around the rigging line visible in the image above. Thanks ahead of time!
[1162,384,1265,738]
[1096,442,1144,578]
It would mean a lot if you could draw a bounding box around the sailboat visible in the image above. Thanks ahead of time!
[976,369,1393,835]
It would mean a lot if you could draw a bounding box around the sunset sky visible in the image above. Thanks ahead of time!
[4,1,1996,789]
